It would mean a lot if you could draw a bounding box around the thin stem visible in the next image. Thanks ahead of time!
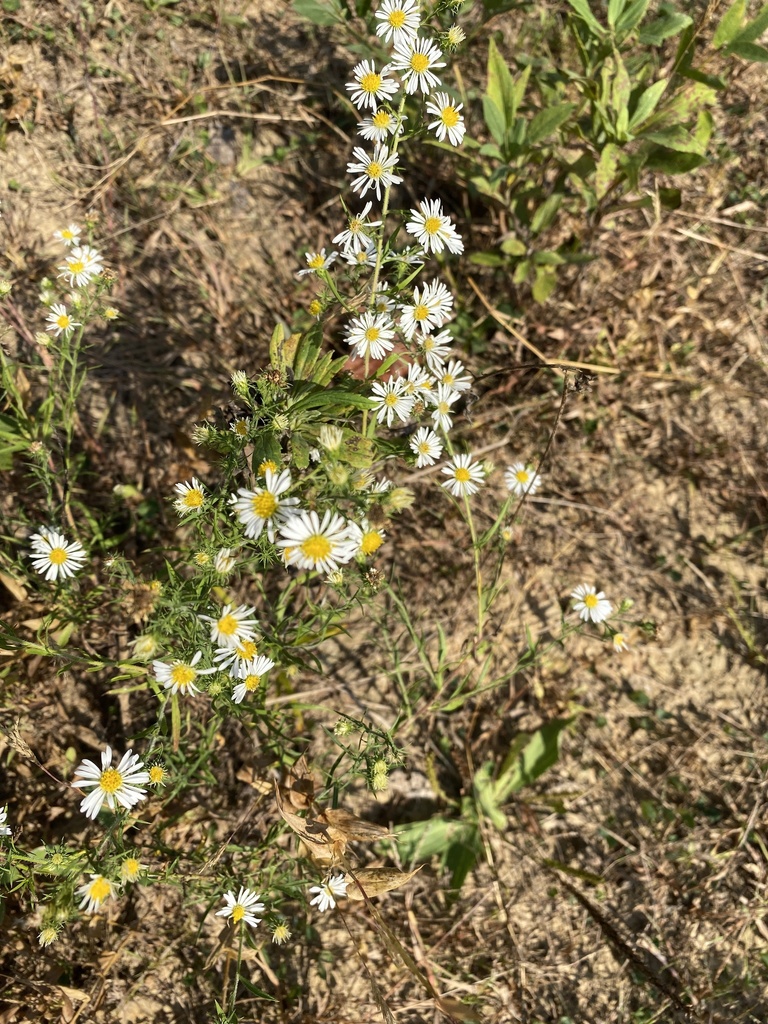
[368,92,408,305]
[230,925,245,1013]
[463,491,484,641]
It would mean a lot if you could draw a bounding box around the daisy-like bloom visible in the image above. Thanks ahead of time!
[308,298,323,320]
[345,311,396,360]
[504,462,542,497]
[0,806,11,837]
[214,637,260,677]
[214,547,237,574]
[309,874,348,913]
[148,762,168,787]
[257,458,279,476]
[436,358,472,394]
[72,745,150,820]
[38,926,59,947]
[28,529,86,582]
[422,279,454,322]
[409,426,443,467]
[347,519,386,557]
[341,241,378,268]
[78,875,115,914]
[45,303,81,338]
[401,360,431,398]
[357,107,405,144]
[103,306,119,320]
[173,477,205,515]
[277,510,356,575]
[346,59,398,111]
[230,417,250,439]
[446,23,466,49]
[131,634,160,661]
[232,654,276,704]
[612,632,629,653]
[431,383,461,432]
[375,0,420,45]
[390,35,445,95]
[230,468,299,542]
[347,144,402,201]
[441,453,486,497]
[406,198,464,255]
[426,91,466,146]
[58,245,103,288]
[53,224,81,246]
[120,856,144,883]
[298,248,337,276]
[332,201,381,254]
[399,283,441,340]
[370,377,414,427]
[199,603,259,649]
[272,921,292,945]
[418,328,453,372]
[319,424,344,451]
[216,887,265,928]
[372,282,396,315]
[571,584,613,624]
[152,650,216,696]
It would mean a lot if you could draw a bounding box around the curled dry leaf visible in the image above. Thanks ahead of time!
[343,866,423,901]
[320,807,395,843]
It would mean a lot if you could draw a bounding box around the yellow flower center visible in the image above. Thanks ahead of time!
[384,392,399,406]
[413,303,429,321]
[367,161,382,179]
[455,467,471,483]
[89,877,111,902]
[441,106,460,127]
[123,858,140,880]
[349,218,362,232]
[361,530,383,555]
[360,71,381,94]
[308,253,325,269]
[258,459,278,475]
[49,547,68,565]
[442,373,454,386]
[410,53,430,74]
[99,768,123,794]
[217,613,239,636]
[104,307,118,319]
[236,640,258,659]
[69,260,85,274]
[364,327,380,342]
[372,110,391,129]
[614,633,626,647]
[234,420,248,436]
[515,469,530,484]
[301,534,332,562]
[56,314,70,329]
[437,401,449,414]
[388,9,406,27]
[418,442,431,454]
[355,252,367,263]
[423,337,434,351]
[251,491,279,518]
[424,216,442,235]
[62,229,74,239]
[170,664,196,688]
[309,299,323,316]
[183,489,204,508]
[232,904,246,923]
[584,593,598,608]
[244,673,261,691]
[149,766,166,784]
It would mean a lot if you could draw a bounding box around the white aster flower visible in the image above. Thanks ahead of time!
[77,874,115,914]
[53,223,81,247]
[446,23,466,49]
[571,584,613,624]
[346,59,398,111]
[0,806,11,837]
[217,886,265,928]
[409,426,443,467]
[347,519,386,559]
[71,745,149,820]
[426,91,466,146]
[200,603,259,649]
[173,477,205,515]
[231,654,276,704]
[399,280,452,340]
[341,241,378,268]
[406,197,464,255]
[298,248,337,276]
[401,360,431,398]
[431,383,461,432]
[213,638,260,678]
[272,921,292,945]
[121,856,145,883]
[309,874,348,913]
[230,417,250,439]
[45,303,81,338]
[152,650,216,696]
[371,377,414,427]
[347,144,402,201]
[58,245,103,288]
[436,358,472,393]
[441,453,486,497]
[332,202,381,253]
[230,468,299,542]
[277,510,357,574]
[214,547,237,574]
[375,0,420,45]
[28,529,86,582]
[38,926,59,947]
[418,328,453,372]
[612,632,629,653]
[390,35,445,95]
[372,282,396,315]
[357,107,405,143]
[504,462,542,496]
[345,311,396,360]
[319,424,344,451]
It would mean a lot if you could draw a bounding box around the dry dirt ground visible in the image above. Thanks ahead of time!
[1,1,767,1023]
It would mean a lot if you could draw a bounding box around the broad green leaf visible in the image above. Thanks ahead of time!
[645,148,707,173]
[486,38,516,130]
[566,0,607,37]
[512,259,530,284]
[500,236,526,256]
[395,818,476,861]
[512,64,531,120]
[530,192,563,233]
[637,2,691,44]
[469,251,506,266]
[615,0,650,35]
[533,250,566,265]
[532,265,558,302]
[494,719,571,802]
[733,2,768,43]
[293,322,324,380]
[482,96,507,146]
[628,78,668,130]
[642,125,704,153]
[292,0,344,25]
[595,142,621,199]
[728,40,768,61]
[473,762,507,830]
[290,431,311,469]
[528,103,574,145]
[712,0,746,47]
[607,0,626,27]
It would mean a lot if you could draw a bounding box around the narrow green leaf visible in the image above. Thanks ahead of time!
[486,38,516,130]
[608,0,626,28]
[645,148,707,173]
[595,142,621,199]
[292,0,344,25]
[728,40,768,61]
[615,0,650,36]
[628,78,668,130]
[527,103,574,145]
[732,1,768,43]
[469,251,506,266]
[500,236,527,256]
[566,0,606,37]
[638,3,691,44]
[543,858,605,886]
[482,96,507,146]
[642,125,704,153]
[511,64,531,120]
[712,0,746,47]
[494,719,571,802]
[530,192,563,233]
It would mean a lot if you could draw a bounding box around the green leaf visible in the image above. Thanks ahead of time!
[528,103,574,145]
[728,40,768,61]
[607,0,626,27]
[500,236,526,256]
[482,97,506,147]
[512,259,530,284]
[290,432,311,469]
[733,2,768,43]
[642,125,704,153]
[292,0,344,25]
[712,0,746,47]
[486,38,516,130]
[532,264,558,302]
[469,251,506,266]
[494,719,571,803]
[615,0,650,36]
[628,78,668,130]
[637,2,691,44]
[542,858,604,886]
[595,142,621,199]
[530,192,563,233]
[512,64,531,120]
[645,148,707,173]
[395,818,476,862]
[566,0,607,37]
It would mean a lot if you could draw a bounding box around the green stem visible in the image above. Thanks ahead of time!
[368,91,408,306]
[230,925,245,1013]
[463,491,484,641]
